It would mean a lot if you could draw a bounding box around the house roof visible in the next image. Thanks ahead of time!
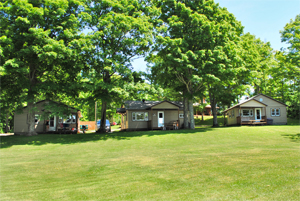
[223,94,286,113]
[117,100,184,113]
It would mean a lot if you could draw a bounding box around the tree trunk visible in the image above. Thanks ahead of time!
[201,98,204,121]
[98,70,111,133]
[99,101,107,133]
[183,92,189,129]
[27,101,37,136]
[188,99,195,129]
[209,89,218,127]
[27,66,37,136]
[5,111,9,133]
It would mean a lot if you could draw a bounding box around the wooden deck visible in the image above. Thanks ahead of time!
[241,121,267,125]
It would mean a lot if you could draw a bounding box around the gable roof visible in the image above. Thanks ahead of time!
[223,93,287,113]
[121,100,183,111]
[223,98,267,113]
[253,94,287,106]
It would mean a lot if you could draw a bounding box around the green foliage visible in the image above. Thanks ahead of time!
[150,0,245,128]
[81,0,158,130]
[278,14,300,118]
[0,0,86,134]
[280,14,300,67]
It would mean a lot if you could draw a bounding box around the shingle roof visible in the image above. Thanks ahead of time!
[117,100,184,112]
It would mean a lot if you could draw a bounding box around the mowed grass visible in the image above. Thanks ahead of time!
[194,116,300,126]
[1,126,300,200]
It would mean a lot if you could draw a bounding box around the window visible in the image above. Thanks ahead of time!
[35,114,40,125]
[179,114,184,118]
[242,109,253,117]
[231,110,235,118]
[64,115,76,124]
[271,108,280,116]
[132,112,148,121]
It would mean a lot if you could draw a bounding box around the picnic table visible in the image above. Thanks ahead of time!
[249,120,266,126]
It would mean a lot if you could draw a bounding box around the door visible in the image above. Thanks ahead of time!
[158,111,164,127]
[49,116,56,131]
[255,108,261,120]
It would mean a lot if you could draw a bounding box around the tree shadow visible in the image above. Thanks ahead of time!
[281,133,300,142]
[0,127,213,149]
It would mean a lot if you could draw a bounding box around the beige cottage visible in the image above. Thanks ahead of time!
[223,94,287,126]
[117,100,189,131]
[14,100,81,135]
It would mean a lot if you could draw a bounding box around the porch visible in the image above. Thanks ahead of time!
[237,116,267,125]
[236,107,267,125]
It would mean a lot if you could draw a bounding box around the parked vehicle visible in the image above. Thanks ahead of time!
[97,119,111,132]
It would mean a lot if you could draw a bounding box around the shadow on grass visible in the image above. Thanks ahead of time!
[0,127,213,149]
[281,133,300,142]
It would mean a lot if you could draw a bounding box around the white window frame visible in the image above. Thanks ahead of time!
[64,115,76,124]
[132,112,148,121]
[242,109,253,117]
[35,114,40,125]
[271,108,280,117]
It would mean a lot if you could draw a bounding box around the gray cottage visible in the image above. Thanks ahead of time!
[117,100,189,131]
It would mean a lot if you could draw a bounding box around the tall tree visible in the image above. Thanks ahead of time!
[278,14,300,118]
[0,0,85,135]
[150,0,244,128]
[83,0,157,132]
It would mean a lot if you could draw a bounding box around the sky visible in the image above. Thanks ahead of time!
[131,0,300,72]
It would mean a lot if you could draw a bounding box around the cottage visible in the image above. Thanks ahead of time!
[117,100,189,131]
[14,100,81,135]
[223,94,287,126]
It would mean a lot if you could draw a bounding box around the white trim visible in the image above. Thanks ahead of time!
[255,108,262,120]
[242,109,253,117]
[132,112,149,121]
[49,116,56,131]
[158,111,164,127]
[271,108,280,117]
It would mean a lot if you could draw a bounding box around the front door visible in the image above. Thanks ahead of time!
[158,111,164,127]
[255,108,261,120]
[49,116,56,131]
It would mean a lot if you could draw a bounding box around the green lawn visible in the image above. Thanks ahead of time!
[194,115,226,126]
[1,126,300,200]
[194,116,300,126]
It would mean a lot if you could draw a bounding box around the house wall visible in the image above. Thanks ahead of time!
[14,102,46,134]
[128,110,151,130]
[14,101,79,134]
[127,110,185,130]
[227,108,239,125]
[254,95,287,125]
[14,112,29,134]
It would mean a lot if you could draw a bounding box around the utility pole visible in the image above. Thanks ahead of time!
[95,101,97,132]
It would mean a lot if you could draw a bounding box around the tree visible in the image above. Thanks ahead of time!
[280,14,300,67]
[0,0,85,135]
[150,0,244,128]
[277,14,300,118]
[83,0,157,132]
